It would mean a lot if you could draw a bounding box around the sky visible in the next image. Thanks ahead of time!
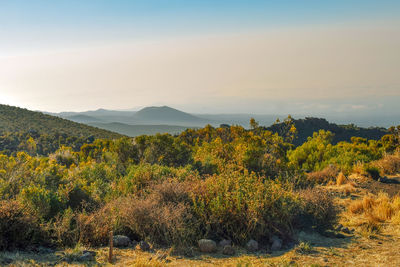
[0,0,399,116]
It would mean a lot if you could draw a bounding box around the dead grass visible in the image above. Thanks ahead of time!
[346,192,400,239]
[336,172,346,186]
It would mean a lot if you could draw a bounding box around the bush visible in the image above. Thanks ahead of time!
[192,171,302,244]
[372,153,400,175]
[297,188,338,232]
[46,208,79,247]
[0,200,45,250]
[306,165,338,185]
[76,204,115,246]
[117,180,199,248]
[364,166,380,180]
[19,184,64,221]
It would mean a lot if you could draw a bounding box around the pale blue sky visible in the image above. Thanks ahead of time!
[0,1,399,115]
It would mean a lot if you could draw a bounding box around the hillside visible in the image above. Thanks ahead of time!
[0,104,121,139]
[88,122,193,137]
[0,104,123,155]
[266,117,387,145]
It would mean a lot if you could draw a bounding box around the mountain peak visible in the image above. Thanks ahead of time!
[134,106,205,125]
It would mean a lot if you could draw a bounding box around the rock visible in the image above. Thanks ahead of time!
[113,235,131,248]
[222,245,235,256]
[271,236,282,251]
[219,239,232,247]
[137,241,151,251]
[198,239,217,253]
[78,251,96,261]
[82,250,96,257]
[246,239,258,252]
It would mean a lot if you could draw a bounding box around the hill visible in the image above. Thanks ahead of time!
[0,104,122,155]
[266,117,388,146]
[88,122,193,137]
[0,104,121,139]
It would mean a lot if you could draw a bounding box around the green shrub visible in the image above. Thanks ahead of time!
[19,184,64,221]
[192,170,302,244]
[364,166,380,180]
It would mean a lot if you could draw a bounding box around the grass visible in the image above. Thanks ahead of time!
[336,172,346,186]
[294,242,313,254]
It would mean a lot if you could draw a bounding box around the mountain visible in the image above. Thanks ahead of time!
[130,106,210,126]
[88,122,193,137]
[266,117,388,146]
[54,106,213,127]
[0,104,122,139]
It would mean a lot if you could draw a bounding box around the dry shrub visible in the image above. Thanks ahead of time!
[336,172,346,186]
[307,165,339,185]
[76,204,115,246]
[372,153,400,175]
[297,188,338,232]
[45,208,79,247]
[0,200,45,250]
[118,180,199,248]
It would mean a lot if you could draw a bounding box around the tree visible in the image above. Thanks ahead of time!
[249,118,259,130]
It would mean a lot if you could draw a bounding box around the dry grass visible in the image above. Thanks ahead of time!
[336,172,346,186]
[346,192,400,238]
[352,161,365,176]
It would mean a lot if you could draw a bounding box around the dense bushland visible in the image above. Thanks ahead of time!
[0,120,399,250]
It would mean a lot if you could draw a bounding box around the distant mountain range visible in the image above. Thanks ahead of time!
[0,104,392,147]
[48,106,282,133]
[43,105,393,140]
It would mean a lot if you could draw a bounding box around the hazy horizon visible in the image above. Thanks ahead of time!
[1,1,399,117]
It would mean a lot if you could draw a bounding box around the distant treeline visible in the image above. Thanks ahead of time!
[265,117,388,146]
